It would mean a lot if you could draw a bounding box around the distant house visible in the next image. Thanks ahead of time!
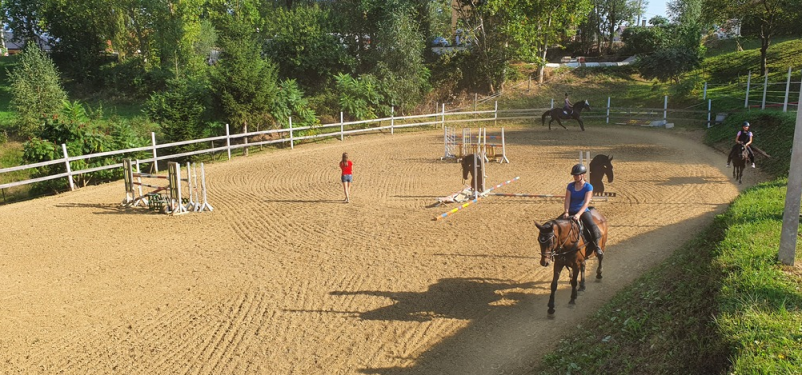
[2,31,53,55]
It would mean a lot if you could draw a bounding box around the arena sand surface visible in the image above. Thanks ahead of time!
[0,125,762,374]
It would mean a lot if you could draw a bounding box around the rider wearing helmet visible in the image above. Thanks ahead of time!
[727,121,755,168]
[563,93,573,115]
[563,163,603,256]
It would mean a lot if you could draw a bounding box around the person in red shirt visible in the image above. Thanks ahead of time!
[339,152,353,203]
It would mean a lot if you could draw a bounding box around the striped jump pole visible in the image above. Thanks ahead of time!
[491,193,561,198]
[435,176,520,221]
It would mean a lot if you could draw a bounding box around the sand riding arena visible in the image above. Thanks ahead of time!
[0,125,759,374]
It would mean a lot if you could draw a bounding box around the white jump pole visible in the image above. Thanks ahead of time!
[500,128,509,163]
[199,163,213,212]
[441,103,445,128]
[390,106,394,135]
[663,95,668,121]
[340,112,344,141]
[61,143,74,191]
[761,72,769,110]
[707,99,712,128]
[606,97,610,124]
[151,132,159,172]
[784,67,792,112]
[745,71,751,109]
[289,117,294,150]
[225,124,231,161]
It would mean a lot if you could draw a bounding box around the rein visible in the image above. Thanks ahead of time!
[539,219,584,261]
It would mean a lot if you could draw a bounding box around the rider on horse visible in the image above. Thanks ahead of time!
[563,93,573,116]
[727,121,755,168]
[563,164,603,256]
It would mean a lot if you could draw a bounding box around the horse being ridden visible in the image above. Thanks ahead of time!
[460,153,485,193]
[535,208,608,315]
[542,100,591,131]
[730,143,748,184]
[589,154,614,195]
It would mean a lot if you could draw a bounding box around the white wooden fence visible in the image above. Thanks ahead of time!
[0,100,717,193]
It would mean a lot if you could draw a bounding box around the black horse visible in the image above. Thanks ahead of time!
[729,144,748,184]
[589,154,614,194]
[542,100,591,131]
[460,153,484,192]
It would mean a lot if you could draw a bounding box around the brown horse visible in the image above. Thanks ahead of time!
[541,100,591,131]
[534,208,608,315]
[729,143,748,184]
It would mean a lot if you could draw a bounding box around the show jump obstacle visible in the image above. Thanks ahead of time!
[122,159,212,215]
[435,176,520,221]
[442,127,509,163]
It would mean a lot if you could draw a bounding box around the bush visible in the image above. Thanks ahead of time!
[9,45,68,137]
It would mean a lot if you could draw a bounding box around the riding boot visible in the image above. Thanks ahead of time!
[590,226,603,256]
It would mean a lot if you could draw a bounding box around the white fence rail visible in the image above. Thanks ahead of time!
[0,100,719,193]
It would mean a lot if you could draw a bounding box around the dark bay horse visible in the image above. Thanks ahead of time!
[542,100,591,131]
[460,153,484,192]
[589,154,614,194]
[730,143,748,184]
[535,208,608,315]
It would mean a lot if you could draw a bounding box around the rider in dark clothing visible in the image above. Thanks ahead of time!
[727,121,755,168]
[563,93,573,115]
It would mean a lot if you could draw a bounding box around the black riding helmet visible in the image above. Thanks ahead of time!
[743,121,750,128]
[571,163,587,175]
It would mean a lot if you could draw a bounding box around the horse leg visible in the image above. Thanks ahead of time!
[547,266,561,315]
[596,251,603,279]
[578,118,585,131]
[569,265,579,304]
[578,261,587,291]
[556,118,567,130]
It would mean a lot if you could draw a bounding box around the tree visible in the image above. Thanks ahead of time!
[9,44,68,137]
[703,0,800,76]
[261,5,355,93]
[635,47,702,83]
[210,18,279,135]
[581,0,640,54]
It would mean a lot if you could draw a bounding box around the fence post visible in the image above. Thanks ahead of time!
[225,124,231,161]
[494,101,498,127]
[703,82,708,100]
[474,93,478,113]
[441,103,445,128]
[606,97,611,124]
[61,143,74,191]
[340,112,344,141]
[663,96,668,121]
[289,117,294,150]
[550,98,554,109]
[390,106,395,135]
[745,70,751,109]
[151,132,159,172]
[761,72,769,110]
[707,99,712,128]
[784,67,792,112]
[778,83,802,265]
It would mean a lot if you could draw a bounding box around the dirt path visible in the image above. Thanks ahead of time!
[0,125,762,374]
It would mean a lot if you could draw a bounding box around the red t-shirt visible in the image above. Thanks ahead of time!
[340,160,353,175]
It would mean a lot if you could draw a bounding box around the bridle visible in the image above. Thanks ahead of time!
[539,219,583,261]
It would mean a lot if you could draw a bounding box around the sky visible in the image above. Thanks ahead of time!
[641,0,669,24]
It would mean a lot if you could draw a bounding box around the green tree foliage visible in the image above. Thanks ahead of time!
[272,79,318,128]
[334,73,383,120]
[8,44,68,137]
[372,11,431,114]
[636,47,702,83]
[261,5,355,93]
[145,78,211,146]
[22,101,146,195]
[210,18,279,133]
[702,0,801,76]
[579,0,640,54]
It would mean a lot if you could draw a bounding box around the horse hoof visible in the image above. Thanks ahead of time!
[569,300,575,305]
[596,274,603,279]
[579,286,586,291]
[547,308,555,315]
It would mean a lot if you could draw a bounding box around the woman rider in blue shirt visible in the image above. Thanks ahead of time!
[562,164,603,255]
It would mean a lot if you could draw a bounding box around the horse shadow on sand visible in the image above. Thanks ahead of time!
[329,277,537,322]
